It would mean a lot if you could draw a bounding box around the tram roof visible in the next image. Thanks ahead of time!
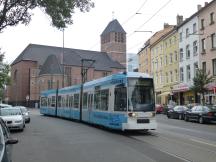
[41,72,152,95]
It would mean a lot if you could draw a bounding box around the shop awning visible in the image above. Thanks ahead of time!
[158,91,170,96]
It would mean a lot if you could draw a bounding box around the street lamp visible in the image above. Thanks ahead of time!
[79,59,95,122]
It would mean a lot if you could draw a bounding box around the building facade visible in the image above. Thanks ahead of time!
[160,29,179,105]
[198,0,216,104]
[150,25,175,104]
[6,19,126,107]
[175,13,200,105]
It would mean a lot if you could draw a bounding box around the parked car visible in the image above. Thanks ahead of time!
[14,106,30,123]
[0,104,12,108]
[0,117,18,162]
[155,104,164,114]
[0,108,25,131]
[184,105,216,124]
[167,105,188,120]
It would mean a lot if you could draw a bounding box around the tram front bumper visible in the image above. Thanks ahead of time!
[122,118,157,131]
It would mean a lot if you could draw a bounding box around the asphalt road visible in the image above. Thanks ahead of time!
[11,109,216,162]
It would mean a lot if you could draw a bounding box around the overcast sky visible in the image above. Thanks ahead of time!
[0,0,212,63]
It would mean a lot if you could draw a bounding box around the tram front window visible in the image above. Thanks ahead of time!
[128,78,155,112]
[114,87,127,111]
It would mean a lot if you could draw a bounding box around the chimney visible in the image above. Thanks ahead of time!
[164,23,170,29]
[176,15,183,25]
[197,4,202,11]
[205,2,208,6]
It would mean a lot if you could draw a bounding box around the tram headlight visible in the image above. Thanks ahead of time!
[128,112,137,117]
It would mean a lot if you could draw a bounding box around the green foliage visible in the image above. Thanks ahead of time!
[0,0,94,31]
[191,68,214,104]
[191,69,214,94]
[0,53,10,90]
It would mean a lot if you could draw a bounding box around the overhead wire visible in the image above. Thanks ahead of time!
[122,0,148,25]
[127,0,173,52]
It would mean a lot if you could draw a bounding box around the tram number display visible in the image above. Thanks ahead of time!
[137,119,150,123]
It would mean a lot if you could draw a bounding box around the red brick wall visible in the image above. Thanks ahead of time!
[9,61,37,104]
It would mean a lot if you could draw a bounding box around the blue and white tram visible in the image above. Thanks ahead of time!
[40,72,157,131]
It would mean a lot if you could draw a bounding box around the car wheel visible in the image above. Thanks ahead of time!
[179,114,182,120]
[199,117,204,124]
[184,115,188,121]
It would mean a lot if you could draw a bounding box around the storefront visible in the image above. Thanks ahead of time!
[205,83,216,105]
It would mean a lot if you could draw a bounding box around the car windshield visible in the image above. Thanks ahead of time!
[0,109,22,116]
[128,78,155,112]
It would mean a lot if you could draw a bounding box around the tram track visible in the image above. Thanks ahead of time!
[121,131,192,162]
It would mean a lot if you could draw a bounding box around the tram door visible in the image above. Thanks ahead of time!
[88,93,93,122]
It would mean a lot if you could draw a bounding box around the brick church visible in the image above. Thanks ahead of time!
[5,19,126,107]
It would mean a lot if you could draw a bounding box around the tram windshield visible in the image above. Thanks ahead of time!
[128,78,155,112]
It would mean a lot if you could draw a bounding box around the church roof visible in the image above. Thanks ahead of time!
[101,19,126,36]
[12,44,125,72]
[39,55,62,75]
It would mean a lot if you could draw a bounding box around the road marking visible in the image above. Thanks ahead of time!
[190,138,216,148]
[157,148,192,162]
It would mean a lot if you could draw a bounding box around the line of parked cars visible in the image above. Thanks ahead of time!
[0,103,31,162]
[164,104,216,124]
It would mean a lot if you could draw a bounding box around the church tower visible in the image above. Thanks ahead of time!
[101,19,126,67]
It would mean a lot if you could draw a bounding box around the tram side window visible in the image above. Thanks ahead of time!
[62,96,66,108]
[66,95,69,108]
[88,94,93,109]
[51,96,56,107]
[74,94,79,108]
[58,96,62,108]
[69,96,73,108]
[41,97,48,107]
[94,91,100,110]
[94,89,109,111]
[83,93,88,109]
[114,87,127,111]
[48,98,51,107]
[101,89,109,111]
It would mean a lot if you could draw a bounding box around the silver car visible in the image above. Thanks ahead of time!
[0,108,25,131]
[14,106,30,123]
[0,104,12,108]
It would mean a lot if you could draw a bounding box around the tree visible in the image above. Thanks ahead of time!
[191,68,214,105]
[0,0,94,32]
[0,52,10,101]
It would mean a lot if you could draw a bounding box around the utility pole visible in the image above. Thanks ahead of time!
[79,59,95,122]
[62,28,65,88]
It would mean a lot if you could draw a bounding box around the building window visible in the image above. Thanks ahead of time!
[202,62,206,74]
[170,71,173,82]
[193,23,197,33]
[211,33,216,49]
[175,51,178,62]
[180,32,182,42]
[180,67,184,82]
[194,62,198,77]
[169,53,173,64]
[165,55,168,65]
[160,57,162,67]
[186,65,191,81]
[186,28,189,38]
[193,41,198,55]
[210,12,215,25]
[48,80,52,89]
[186,45,190,59]
[213,59,216,76]
[169,39,172,46]
[166,72,168,83]
[201,38,206,53]
[180,48,183,62]
[175,69,178,81]
[201,19,205,30]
